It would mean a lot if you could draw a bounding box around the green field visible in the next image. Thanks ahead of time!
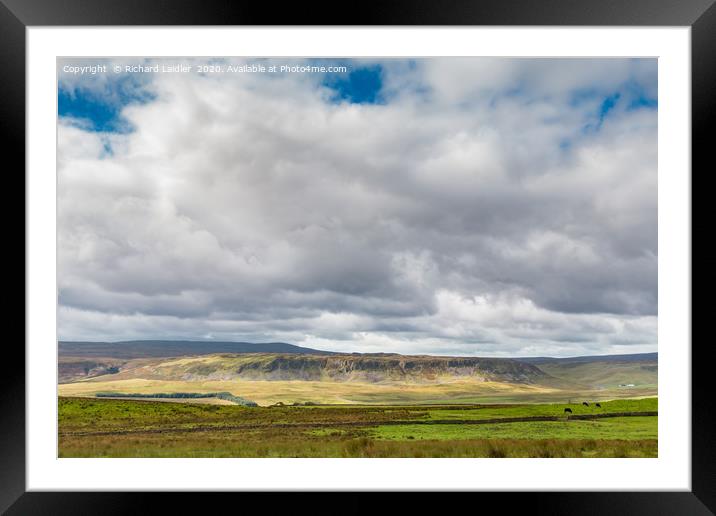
[371,417,656,441]
[58,396,657,458]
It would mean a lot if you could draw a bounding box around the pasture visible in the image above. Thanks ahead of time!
[58,396,657,458]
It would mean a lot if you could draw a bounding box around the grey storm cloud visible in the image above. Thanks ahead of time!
[57,57,657,356]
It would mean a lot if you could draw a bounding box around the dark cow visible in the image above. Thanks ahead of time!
[564,408,572,414]
[582,402,589,407]
[595,403,602,408]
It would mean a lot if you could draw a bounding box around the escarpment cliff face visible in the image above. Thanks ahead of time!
[60,341,657,389]
[58,357,125,383]
[123,353,552,384]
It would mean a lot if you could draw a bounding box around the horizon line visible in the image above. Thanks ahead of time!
[58,339,658,360]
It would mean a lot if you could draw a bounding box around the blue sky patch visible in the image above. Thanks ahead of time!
[573,78,657,135]
[58,75,154,133]
[559,138,572,151]
[325,65,384,105]
[598,93,621,123]
[59,88,125,132]
[623,80,657,111]
[628,95,658,110]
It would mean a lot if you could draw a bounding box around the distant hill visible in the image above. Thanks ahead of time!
[59,340,334,359]
[517,353,657,390]
[517,352,657,365]
[58,341,657,390]
[68,352,552,385]
[60,341,656,364]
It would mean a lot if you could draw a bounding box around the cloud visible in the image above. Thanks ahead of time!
[57,58,657,356]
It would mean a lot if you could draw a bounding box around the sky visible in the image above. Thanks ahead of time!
[57,57,658,357]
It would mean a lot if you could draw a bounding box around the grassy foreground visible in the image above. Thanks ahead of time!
[58,396,657,458]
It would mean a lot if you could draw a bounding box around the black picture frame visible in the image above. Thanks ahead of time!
[4,0,713,513]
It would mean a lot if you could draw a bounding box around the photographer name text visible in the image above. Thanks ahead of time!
[62,63,348,75]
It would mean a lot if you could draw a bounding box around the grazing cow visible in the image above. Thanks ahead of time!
[582,402,589,407]
[564,408,572,414]
[595,403,602,408]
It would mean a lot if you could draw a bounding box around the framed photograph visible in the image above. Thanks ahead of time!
[6,0,713,512]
